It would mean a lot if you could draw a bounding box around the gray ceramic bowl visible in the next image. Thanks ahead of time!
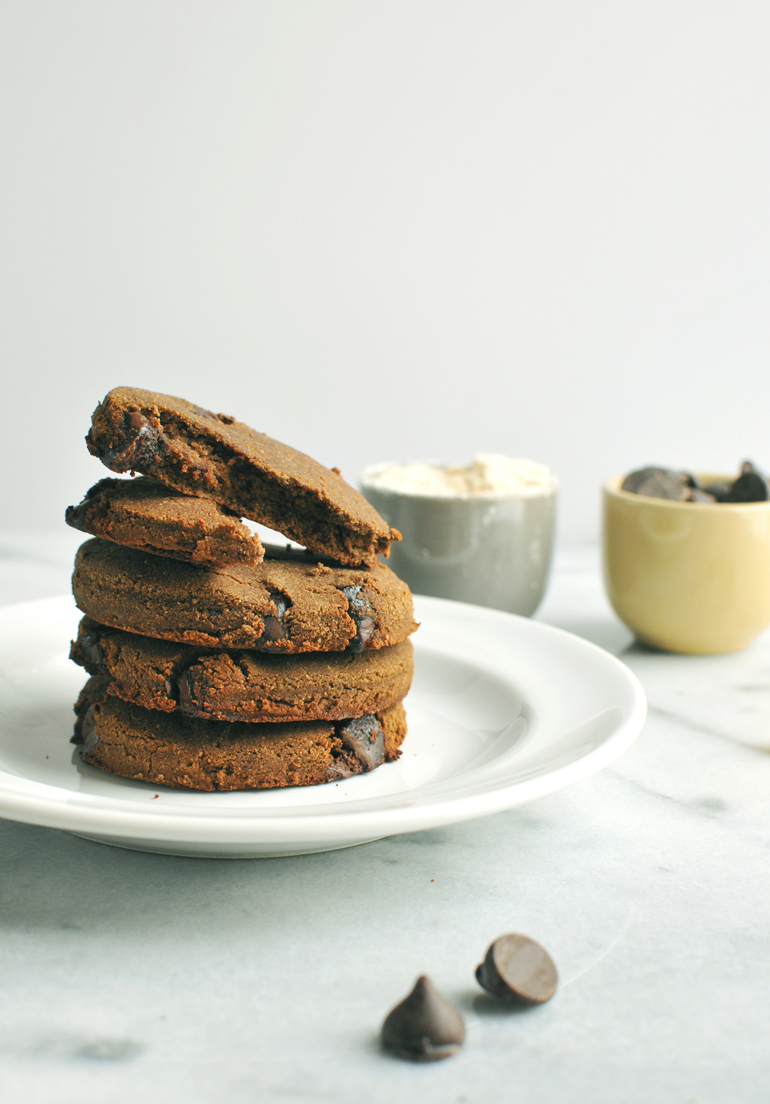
[361,472,557,616]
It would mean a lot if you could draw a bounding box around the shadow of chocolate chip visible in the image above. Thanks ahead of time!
[470,992,546,1017]
[475,934,558,1004]
[381,976,465,1062]
[689,796,728,816]
[75,1038,144,1061]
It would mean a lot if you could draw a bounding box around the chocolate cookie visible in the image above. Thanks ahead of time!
[72,539,417,652]
[66,477,263,568]
[71,617,414,723]
[73,677,407,791]
[86,387,400,567]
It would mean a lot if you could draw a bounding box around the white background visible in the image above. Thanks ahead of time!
[2,0,769,542]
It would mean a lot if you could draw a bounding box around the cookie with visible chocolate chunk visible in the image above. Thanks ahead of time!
[66,477,263,568]
[72,539,417,652]
[73,676,407,791]
[85,386,400,568]
[71,616,414,723]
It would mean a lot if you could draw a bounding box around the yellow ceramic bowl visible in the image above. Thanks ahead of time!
[602,474,770,654]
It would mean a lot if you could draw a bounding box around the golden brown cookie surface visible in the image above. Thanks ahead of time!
[71,617,414,723]
[72,539,417,652]
[73,677,407,791]
[66,476,263,568]
[86,386,399,567]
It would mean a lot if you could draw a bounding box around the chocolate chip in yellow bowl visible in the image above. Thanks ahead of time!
[603,472,770,654]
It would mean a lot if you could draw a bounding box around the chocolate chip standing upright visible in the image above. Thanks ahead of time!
[475,933,558,1003]
[381,975,465,1062]
[727,460,770,503]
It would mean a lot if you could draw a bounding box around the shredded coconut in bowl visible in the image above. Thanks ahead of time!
[362,454,557,498]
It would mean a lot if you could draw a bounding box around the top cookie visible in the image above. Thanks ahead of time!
[86,386,400,568]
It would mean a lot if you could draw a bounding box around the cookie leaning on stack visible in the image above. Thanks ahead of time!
[66,386,417,792]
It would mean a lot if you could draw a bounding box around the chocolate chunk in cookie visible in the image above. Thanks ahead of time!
[86,387,400,567]
[70,617,414,723]
[66,477,263,568]
[72,539,418,652]
[72,676,407,791]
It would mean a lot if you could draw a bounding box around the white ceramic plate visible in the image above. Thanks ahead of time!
[0,595,646,858]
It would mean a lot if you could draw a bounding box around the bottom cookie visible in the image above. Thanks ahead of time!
[73,677,407,791]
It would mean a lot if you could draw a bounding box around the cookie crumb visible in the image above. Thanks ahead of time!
[310,563,332,576]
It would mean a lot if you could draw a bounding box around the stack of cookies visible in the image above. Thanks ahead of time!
[66,387,417,792]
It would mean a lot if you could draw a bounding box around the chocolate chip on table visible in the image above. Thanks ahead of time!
[726,460,770,503]
[381,976,465,1062]
[475,934,558,1003]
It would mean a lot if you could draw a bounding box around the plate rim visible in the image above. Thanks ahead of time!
[0,594,647,845]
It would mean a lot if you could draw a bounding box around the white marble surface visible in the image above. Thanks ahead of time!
[1,532,770,1104]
